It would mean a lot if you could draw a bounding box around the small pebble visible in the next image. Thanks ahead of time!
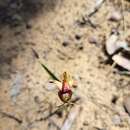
[12,14,22,21]
[26,23,32,29]
[75,34,82,40]
[112,115,121,125]
[108,11,122,22]
[112,54,130,71]
[106,34,129,55]
[10,73,23,103]
[88,35,99,44]
[105,33,118,55]
[62,41,69,47]
[78,46,84,50]
[111,95,118,104]
[124,96,130,116]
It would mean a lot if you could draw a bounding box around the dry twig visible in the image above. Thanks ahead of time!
[0,111,22,124]
[88,0,106,17]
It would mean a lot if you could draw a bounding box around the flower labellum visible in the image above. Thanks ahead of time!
[58,72,72,103]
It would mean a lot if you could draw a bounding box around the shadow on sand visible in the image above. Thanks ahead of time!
[0,0,60,79]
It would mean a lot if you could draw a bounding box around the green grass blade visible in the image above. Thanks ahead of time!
[40,62,60,81]
[31,48,60,81]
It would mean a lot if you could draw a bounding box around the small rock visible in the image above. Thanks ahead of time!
[75,34,82,40]
[105,33,118,55]
[112,54,130,71]
[34,96,40,104]
[88,35,99,44]
[62,41,69,47]
[105,32,130,55]
[11,14,23,26]
[10,73,23,102]
[78,46,84,50]
[95,0,104,9]
[26,23,32,29]
[12,14,22,21]
[108,11,122,22]
[111,95,118,104]
[124,96,130,116]
[112,115,121,125]
[116,41,130,51]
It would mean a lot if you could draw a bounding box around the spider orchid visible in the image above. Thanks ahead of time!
[32,49,74,103]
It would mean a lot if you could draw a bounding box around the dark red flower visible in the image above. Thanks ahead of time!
[58,72,72,103]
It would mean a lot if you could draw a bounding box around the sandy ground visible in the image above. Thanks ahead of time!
[0,0,130,130]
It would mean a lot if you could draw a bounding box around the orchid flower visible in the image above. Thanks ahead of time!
[32,49,74,103]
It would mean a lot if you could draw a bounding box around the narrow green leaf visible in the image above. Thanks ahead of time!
[31,49,60,81]
[40,62,60,81]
